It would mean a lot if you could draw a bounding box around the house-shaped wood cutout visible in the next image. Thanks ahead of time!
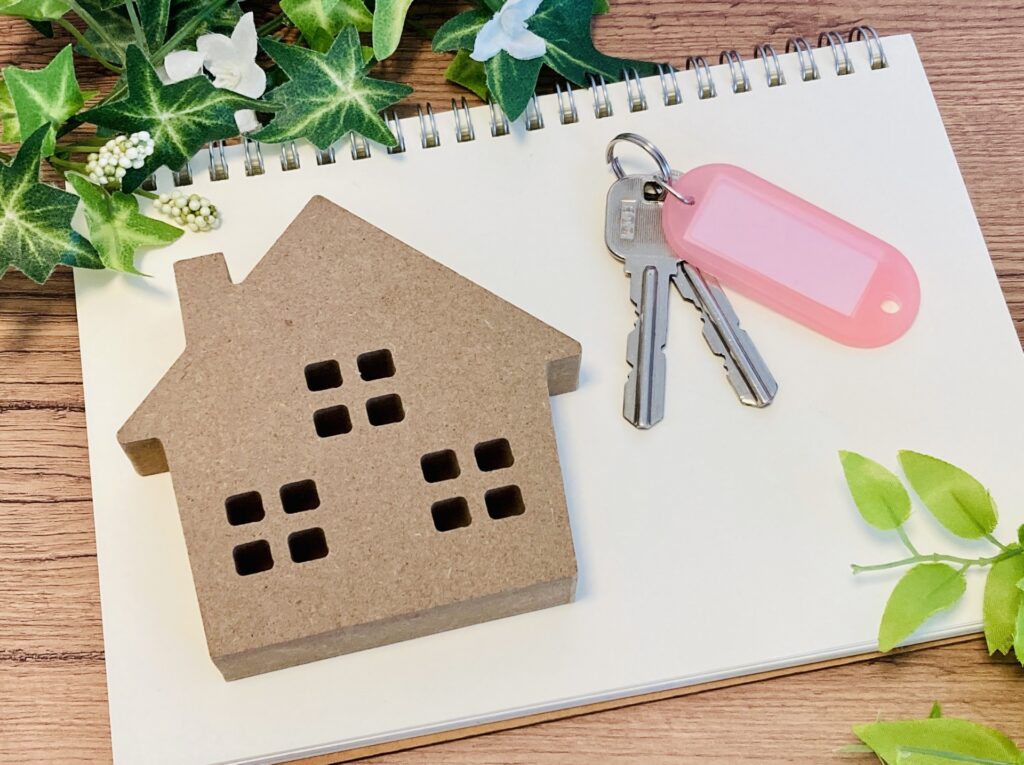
[118,196,582,680]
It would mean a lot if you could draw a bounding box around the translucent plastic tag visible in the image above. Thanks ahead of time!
[662,164,920,347]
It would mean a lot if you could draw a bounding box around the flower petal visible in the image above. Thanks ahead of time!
[470,18,506,62]
[502,0,545,26]
[195,33,234,64]
[162,49,205,83]
[230,12,258,61]
[233,63,267,98]
[234,109,260,134]
[503,28,547,60]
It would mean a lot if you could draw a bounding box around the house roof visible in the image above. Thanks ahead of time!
[118,195,581,476]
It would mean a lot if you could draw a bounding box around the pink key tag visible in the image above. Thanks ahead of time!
[661,164,920,348]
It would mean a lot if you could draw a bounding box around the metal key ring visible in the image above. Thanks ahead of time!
[606,133,695,205]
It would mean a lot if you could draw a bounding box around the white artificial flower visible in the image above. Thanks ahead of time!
[85,132,155,188]
[155,191,221,232]
[162,12,266,133]
[471,0,547,62]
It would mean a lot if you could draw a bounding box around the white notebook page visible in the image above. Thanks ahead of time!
[74,35,1024,765]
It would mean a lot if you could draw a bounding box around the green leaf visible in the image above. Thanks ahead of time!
[445,49,489,101]
[75,0,133,63]
[878,563,966,652]
[0,79,20,143]
[432,8,489,52]
[0,0,69,21]
[1016,579,1024,668]
[854,718,1023,765]
[982,548,1024,655]
[282,0,372,53]
[1018,524,1023,546]
[593,0,609,12]
[66,174,182,274]
[3,44,93,156]
[839,451,912,530]
[253,28,411,150]
[898,451,998,539]
[166,0,241,50]
[486,52,543,122]
[929,703,943,719]
[138,0,170,50]
[79,45,268,191]
[372,0,414,60]
[0,126,100,284]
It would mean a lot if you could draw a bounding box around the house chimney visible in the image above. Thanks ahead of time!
[173,253,233,342]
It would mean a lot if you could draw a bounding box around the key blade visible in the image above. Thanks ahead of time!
[624,264,668,428]
[677,263,779,407]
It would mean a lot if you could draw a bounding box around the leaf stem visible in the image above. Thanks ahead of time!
[851,546,1023,574]
[125,0,151,57]
[256,12,287,36]
[984,532,1011,552]
[896,526,920,556]
[65,0,126,64]
[56,17,123,74]
[134,189,159,200]
[55,144,108,154]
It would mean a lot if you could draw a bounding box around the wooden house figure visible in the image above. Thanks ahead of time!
[118,196,582,680]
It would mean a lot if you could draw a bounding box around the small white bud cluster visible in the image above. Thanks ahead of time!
[155,191,221,232]
[85,132,155,188]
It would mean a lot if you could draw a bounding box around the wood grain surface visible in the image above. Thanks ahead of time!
[2,1,1024,762]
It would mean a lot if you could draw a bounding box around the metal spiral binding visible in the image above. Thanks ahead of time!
[719,50,751,93]
[686,56,717,99]
[452,97,476,142]
[554,82,579,124]
[489,100,511,137]
[417,104,441,149]
[851,25,887,69]
[656,63,682,106]
[160,27,890,186]
[786,36,820,81]
[754,43,785,87]
[819,31,854,75]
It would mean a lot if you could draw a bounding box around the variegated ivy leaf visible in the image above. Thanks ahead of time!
[167,0,242,49]
[282,0,373,53]
[3,45,95,156]
[0,79,19,143]
[0,126,101,284]
[253,28,412,150]
[445,49,489,101]
[67,174,182,274]
[434,0,657,120]
[0,0,69,20]
[139,0,171,51]
[372,0,414,60]
[79,45,269,191]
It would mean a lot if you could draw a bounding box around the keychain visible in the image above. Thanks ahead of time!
[607,133,920,348]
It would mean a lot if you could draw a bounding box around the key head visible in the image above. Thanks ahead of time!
[605,175,671,263]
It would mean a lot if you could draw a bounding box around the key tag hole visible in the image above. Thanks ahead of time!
[881,298,901,315]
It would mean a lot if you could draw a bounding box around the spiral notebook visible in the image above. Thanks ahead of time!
[74,32,1024,765]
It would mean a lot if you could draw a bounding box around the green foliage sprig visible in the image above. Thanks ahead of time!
[0,0,658,284]
[840,450,1024,663]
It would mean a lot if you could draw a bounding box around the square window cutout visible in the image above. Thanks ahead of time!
[366,394,405,426]
[233,540,273,576]
[485,485,525,519]
[357,349,395,381]
[475,438,514,472]
[288,527,329,563]
[421,450,460,483]
[431,497,471,532]
[225,491,264,526]
[280,479,320,514]
[314,405,352,437]
[304,360,342,391]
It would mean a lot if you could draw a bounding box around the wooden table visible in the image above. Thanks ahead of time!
[2,2,1023,762]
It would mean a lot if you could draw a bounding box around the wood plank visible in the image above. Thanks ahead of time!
[2,1,1024,763]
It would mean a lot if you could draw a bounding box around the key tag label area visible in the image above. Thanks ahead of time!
[606,134,920,348]
[662,165,919,348]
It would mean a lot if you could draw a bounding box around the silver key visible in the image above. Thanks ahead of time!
[674,262,778,407]
[605,175,679,428]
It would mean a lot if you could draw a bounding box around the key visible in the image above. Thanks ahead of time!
[605,175,679,428]
[674,262,779,407]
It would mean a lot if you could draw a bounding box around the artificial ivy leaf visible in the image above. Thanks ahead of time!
[66,174,182,274]
[982,548,1024,655]
[253,28,411,150]
[0,126,100,283]
[166,0,241,51]
[878,563,966,652]
[898,451,998,540]
[28,18,53,35]
[0,0,69,20]
[79,45,268,191]
[139,0,170,51]
[839,451,912,530]
[282,0,372,53]
[445,49,489,101]
[0,79,19,142]
[432,7,489,52]
[3,45,91,155]
[486,52,543,121]
[372,0,414,60]
[593,0,609,12]
[854,717,1023,765]
[75,0,133,63]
